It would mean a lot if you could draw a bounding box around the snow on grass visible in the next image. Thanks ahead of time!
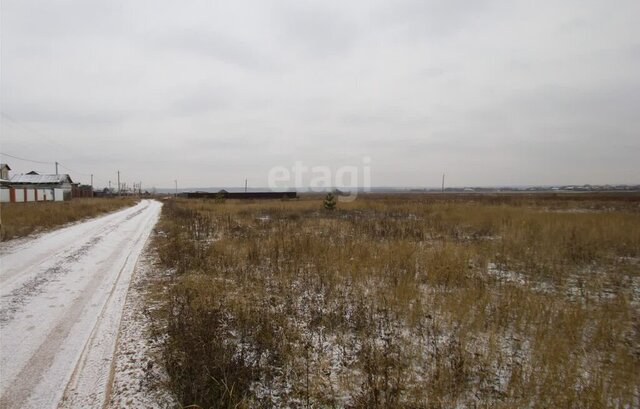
[106,241,175,409]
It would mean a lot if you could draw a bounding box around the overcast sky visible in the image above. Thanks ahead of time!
[1,0,639,188]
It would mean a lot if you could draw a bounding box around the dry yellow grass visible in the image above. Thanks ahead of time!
[151,193,640,408]
[0,197,139,241]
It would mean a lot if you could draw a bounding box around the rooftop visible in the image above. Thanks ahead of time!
[9,174,74,185]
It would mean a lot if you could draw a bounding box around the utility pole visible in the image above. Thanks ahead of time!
[55,161,59,175]
[245,179,248,193]
[117,170,120,196]
[174,180,178,197]
[139,181,142,195]
[442,173,445,193]
[91,174,94,197]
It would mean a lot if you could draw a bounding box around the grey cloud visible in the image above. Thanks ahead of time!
[170,86,233,116]
[339,109,430,129]
[186,136,270,151]
[2,0,639,187]
[420,66,447,78]
[374,0,491,38]
[1,0,125,40]
[503,84,640,138]
[275,3,359,58]
[3,103,127,126]
[158,29,273,70]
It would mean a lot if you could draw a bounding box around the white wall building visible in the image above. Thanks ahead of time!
[1,171,73,203]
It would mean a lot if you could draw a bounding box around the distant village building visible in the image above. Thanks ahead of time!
[1,167,75,202]
[9,172,75,199]
[72,184,94,198]
[179,190,297,200]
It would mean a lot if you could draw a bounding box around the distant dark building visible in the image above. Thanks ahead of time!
[180,190,297,200]
[72,184,94,198]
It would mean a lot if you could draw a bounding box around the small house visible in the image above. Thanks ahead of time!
[6,172,74,202]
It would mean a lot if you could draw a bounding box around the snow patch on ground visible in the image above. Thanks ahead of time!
[487,262,527,285]
[106,234,175,409]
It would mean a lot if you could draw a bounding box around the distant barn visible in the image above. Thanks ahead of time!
[180,190,297,200]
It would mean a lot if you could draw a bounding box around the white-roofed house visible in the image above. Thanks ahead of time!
[6,171,75,202]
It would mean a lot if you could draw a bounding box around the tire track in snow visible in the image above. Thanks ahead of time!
[60,202,160,408]
[0,201,149,292]
[0,205,148,324]
[0,199,162,409]
[0,236,101,324]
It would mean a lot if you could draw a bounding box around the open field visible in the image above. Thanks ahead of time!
[0,197,139,241]
[151,193,640,408]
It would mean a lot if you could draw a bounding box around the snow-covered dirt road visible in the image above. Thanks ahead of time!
[0,199,162,409]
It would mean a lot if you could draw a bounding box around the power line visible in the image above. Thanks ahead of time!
[57,162,91,177]
[57,162,109,185]
[0,152,109,185]
[1,114,113,186]
[1,112,79,155]
[0,152,53,165]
